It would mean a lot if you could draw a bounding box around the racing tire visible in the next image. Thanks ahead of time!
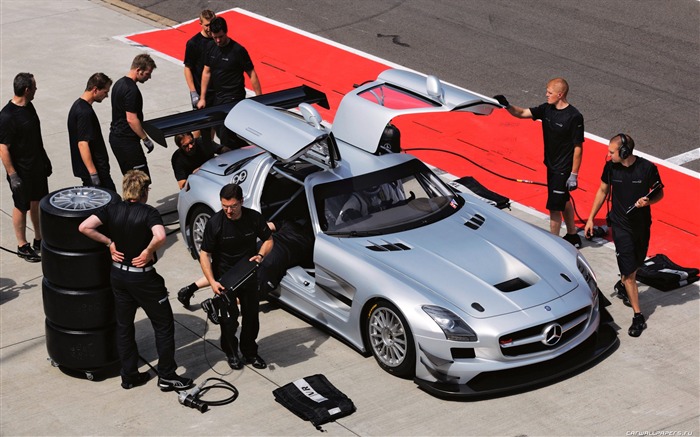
[42,278,115,330]
[45,319,119,371]
[39,186,119,252]
[41,243,111,290]
[187,205,214,257]
[366,300,416,378]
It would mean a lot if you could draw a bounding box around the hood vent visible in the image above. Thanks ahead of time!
[494,277,530,292]
[366,241,411,252]
[464,213,486,230]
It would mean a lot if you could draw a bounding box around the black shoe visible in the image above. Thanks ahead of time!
[17,243,41,262]
[628,313,647,337]
[244,355,267,369]
[563,233,582,248]
[121,372,151,390]
[227,354,244,370]
[614,281,632,307]
[158,373,194,392]
[177,285,196,309]
[32,239,42,253]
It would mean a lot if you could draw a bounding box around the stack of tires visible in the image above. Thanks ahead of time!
[40,186,120,380]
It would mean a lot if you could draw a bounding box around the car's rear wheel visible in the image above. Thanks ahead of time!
[187,205,214,255]
[366,300,415,378]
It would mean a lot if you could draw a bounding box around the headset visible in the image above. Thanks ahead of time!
[617,133,632,159]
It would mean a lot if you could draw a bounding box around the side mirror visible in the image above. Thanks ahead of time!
[299,103,323,129]
[426,75,444,103]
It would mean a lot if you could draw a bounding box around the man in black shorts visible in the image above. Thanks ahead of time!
[585,134,664,337]
[0,72,52,262]
[184,9,216,110]
[196,16,261,149]
[109,54,159,178]
[494,78,584,247]
[79,170,194,391]
[199,183,273,370]
[68,72,116,191]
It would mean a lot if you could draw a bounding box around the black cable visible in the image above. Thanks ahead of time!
[403,147,547,186]
[0,245,21,256]
[193,377,239,406]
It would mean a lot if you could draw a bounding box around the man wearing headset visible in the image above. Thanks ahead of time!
[585,134,664,337]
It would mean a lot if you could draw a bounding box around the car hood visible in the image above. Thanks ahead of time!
[341,209,581,319]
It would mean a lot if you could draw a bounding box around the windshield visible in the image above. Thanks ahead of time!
[314,159,463,236]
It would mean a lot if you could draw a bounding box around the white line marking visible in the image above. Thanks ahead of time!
[666,147,700,166]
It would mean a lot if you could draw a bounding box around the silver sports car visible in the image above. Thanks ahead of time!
[153,69,616,398]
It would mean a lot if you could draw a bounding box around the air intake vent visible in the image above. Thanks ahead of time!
[494,277,530,292]
[366,241,411,252]
[464,213,486,230]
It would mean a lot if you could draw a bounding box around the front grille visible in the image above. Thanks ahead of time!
[499,307,590,357]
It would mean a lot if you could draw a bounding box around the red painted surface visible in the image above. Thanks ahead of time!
[127,10,699,267]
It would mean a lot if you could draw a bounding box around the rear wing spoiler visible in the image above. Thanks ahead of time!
[143,85,329,147]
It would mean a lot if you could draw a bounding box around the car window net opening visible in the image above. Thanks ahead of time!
[358,84,440,110]
[315,160,463,236]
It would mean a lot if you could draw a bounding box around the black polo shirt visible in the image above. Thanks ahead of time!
[0,100,48,175]
[67,98,110,178]
[203,39,254,103]
[602,156,662,231]
[530,103,584,173]
[110,76,143,140]
[184,32,212,95]
[170,138,214,182]
[201,207,272,277]
[96,201,163,267]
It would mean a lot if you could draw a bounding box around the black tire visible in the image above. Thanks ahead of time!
[41,243,111,290]
[187,205,214,257]
[42,278,115,329]
[365,300,416,378]
[40,186,119,252]
[45,319,119,371]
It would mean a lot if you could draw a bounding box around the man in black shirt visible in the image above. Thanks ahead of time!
[67,72,116,191]
[494,78,584,247]
[171,131,228,189]
[585,134,664,337]
[0,72,52,262]
[184,9,216,109]
[196,16,260,149]
[110,54,159,178]
[79,170,194,391]
[199,183,273,370]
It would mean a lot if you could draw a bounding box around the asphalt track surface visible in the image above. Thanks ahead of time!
[121,0,699,172]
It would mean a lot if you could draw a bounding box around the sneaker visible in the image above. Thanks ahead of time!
[563,233,582,248]
[177,285,196,309]
[32,239,42,253]
[17,243,41,262]
[244,355,267,369]
[614,280,632,307]
[121,372,151,390]
[227,354,244,370]
[158,373,194,392]
[628,313,647,337]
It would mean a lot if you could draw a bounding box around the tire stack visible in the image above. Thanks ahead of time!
[40,186,120,380]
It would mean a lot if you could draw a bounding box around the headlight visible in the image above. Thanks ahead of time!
[422,305,477,342]
[577,255,597,297]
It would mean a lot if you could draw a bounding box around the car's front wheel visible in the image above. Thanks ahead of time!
[187,205,214,255]
[366,300,415,378]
